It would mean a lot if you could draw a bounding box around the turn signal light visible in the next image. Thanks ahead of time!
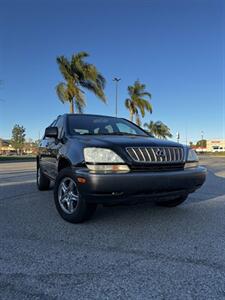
[77,177,86,184]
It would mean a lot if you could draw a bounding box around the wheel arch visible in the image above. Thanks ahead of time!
[58,157,72,172]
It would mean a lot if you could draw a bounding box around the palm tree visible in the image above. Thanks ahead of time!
[125,80,152,125]
[56,51,106,113]
[144,121,172,139]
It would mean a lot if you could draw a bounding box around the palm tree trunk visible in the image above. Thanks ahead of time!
[70,99,74,113]
[130,112,133,122]
[136,115,141,126]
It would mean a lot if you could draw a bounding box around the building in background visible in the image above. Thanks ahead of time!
[0,138,38,155]
[190,139,225,153]
[206,140,225,152]
[0,139,16,155]
[192,145,207,153]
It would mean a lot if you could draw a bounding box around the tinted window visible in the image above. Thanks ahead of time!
[68,115,148,136]
[55,117,64,138]
[116,123,137,134]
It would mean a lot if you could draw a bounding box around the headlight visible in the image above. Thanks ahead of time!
[84,148,130,173]
[185,149,199,169]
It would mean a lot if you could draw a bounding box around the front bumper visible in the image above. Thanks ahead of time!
[74,166,207,204]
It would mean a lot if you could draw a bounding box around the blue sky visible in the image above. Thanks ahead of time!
[0,0,224,144]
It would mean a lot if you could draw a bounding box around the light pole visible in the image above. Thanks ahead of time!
[176,132,180,143]
[201,130,204,151]
[113,77,121,117]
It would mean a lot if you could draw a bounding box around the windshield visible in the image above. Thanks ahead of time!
[67,115,149,137]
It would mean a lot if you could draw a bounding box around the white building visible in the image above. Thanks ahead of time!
[206,140,225,152]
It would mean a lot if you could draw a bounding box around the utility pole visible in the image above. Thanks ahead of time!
[176,132,180,143]
[201,130,204,151]
[113,77,121,117]
[185,127,188,145]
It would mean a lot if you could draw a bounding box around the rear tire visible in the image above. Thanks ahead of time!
[37,165,51,191]
[54,167,97,223]
[155,195,188,207]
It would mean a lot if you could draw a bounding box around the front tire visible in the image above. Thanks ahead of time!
[155,195,188,207]
[37,165,51,191]
[54,167,97,223]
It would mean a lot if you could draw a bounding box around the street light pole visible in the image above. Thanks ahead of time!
[113,77,121,117]
[176,132,180,143]
[201,130,204,151]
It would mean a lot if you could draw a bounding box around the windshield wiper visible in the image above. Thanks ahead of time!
[97,132,148,136]
[76,132,148,137]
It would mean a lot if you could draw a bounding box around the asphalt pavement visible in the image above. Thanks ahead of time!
[0,157,225,299]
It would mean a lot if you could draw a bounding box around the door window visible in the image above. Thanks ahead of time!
[55,117,64,139]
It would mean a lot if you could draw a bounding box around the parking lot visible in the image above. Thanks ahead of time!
[0,156,225,299]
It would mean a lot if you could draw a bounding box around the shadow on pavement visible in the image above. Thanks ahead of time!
[189,163,225,203]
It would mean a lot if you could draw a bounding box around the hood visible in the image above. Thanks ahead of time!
[71,135,183,148]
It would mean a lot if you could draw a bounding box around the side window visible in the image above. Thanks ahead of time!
[116,122,136,134]
[50,120,57,127]
[55,117,64,139]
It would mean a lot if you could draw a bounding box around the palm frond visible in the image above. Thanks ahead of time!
[75,101,84,114]
[140,98,152,113]
[125,98,131,109]
[139,91,152,99]
[80,80,106,102]
[56,82,69,103]
[144,121,172,139]
[56,56,73,81]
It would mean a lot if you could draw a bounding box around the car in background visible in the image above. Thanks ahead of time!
[212,146,225,152]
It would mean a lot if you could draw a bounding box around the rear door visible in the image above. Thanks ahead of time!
[39,119,57,176]
[46,116,65,179]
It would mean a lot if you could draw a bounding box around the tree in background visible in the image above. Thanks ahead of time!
[196,139,207,148]
[144,121,172,139]
[56,51,106,113]
[11,124,26,155]
[125,80,152,126]
[23,138,40,155]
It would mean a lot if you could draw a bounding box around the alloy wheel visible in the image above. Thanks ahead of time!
[58,177,79,214]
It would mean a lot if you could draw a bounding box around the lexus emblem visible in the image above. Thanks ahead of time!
[155,148,165,160]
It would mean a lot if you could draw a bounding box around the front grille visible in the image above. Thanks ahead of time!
[126,147,184,163]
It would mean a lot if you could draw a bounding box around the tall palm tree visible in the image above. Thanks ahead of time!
[56,51,106,113]
[144,121,172,139]
[125,80,152,125]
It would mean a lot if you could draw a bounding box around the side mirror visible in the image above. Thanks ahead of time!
[45,127,58,138]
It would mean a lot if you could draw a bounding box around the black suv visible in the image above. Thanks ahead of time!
[37,114,206,223]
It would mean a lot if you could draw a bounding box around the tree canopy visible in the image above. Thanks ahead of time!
[144,121,172,139]
[11,124,26,154]
[125,80,152,126]
[196,139,207,147]
[56,51,106,113]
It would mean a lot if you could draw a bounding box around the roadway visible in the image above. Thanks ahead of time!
[0,157,225,299]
